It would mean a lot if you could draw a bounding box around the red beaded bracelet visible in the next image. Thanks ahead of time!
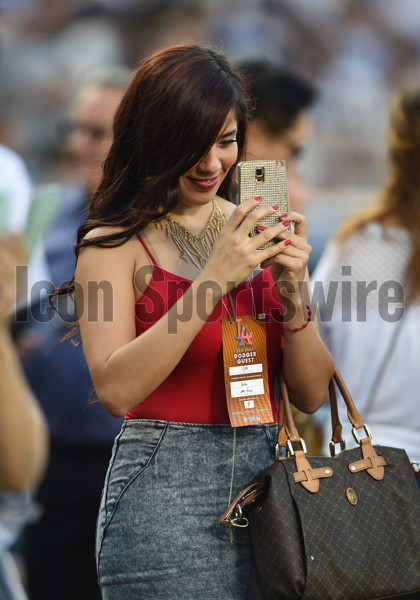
[278,305,312,349]
[282,305,312,332]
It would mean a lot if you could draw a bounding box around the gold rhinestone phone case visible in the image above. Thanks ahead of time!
[236,160,290,249]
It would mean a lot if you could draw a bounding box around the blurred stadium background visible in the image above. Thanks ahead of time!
[1,0,419,258]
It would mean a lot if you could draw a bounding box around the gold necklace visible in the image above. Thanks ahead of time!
[156,197,226,268]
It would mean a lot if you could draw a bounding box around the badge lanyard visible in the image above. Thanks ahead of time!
[167,228,274,543]
[221,281,274,428]
[220,277,275,543]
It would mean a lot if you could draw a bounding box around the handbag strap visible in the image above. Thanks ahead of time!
[276,368,386,488]
[277,368,364,451]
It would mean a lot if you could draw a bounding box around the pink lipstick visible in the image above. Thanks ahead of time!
[188,176,219,190]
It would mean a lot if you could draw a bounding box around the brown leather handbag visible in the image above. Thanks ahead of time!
[219,369,420,600]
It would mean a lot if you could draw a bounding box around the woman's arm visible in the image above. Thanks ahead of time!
[261,212,335,413]
[0,236,49,492]
[76,235,227,417]
[279,295,334,413]
[77,198,316,417]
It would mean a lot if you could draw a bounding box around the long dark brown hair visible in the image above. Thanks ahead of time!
[335,84,420,296]
[52,43,249,321]
[79,43,248,252]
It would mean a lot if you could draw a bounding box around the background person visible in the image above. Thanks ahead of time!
[0,236,48,494]
[63,43,334,599]
[0,137,47,600]
[239,61,327,276]
[0,234,48,600]
[239,61,318,215]
[19,70,129,600]
[241,61,323,453]
[312,83,420,474]
[0,145,31,235]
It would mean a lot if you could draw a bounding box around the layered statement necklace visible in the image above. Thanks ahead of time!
[156,196,239,321]
[156,197,226,269]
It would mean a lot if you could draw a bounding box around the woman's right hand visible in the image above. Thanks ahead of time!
[202,197,292,296]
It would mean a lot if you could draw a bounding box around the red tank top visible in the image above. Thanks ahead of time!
[125,233,284,424]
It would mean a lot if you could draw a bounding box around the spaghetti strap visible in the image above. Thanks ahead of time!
[136,232,158,266]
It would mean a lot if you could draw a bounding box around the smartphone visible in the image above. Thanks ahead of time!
[236,159,290,248]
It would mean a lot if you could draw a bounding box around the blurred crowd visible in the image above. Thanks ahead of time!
[1,1,420,598]
[1,0,420,201]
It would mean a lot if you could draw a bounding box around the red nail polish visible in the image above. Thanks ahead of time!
[282,221,289,227]
[279,213,288,219]
[257,224,267,231]
[272,205,279,211]
[255,196,262,202]
[284,239,292,246]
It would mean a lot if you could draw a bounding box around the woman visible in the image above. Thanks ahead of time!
[313,84,420,473]
[69,44,333,599]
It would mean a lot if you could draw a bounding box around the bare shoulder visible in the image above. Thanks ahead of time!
[216,197,236,218]
[76,225,152,299]
[80,225,146,257]
[83,225,130,243]
[77,226,143,275]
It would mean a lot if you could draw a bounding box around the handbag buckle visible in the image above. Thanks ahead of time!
[351,424,372,445]
[229,504,249,528]
[286,438,307,457]
[274,442,287,460]
[329,439,346,457]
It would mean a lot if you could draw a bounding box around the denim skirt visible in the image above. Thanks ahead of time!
[96,419,279,600]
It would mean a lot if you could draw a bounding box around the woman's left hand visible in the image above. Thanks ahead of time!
[259,211,311,291]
